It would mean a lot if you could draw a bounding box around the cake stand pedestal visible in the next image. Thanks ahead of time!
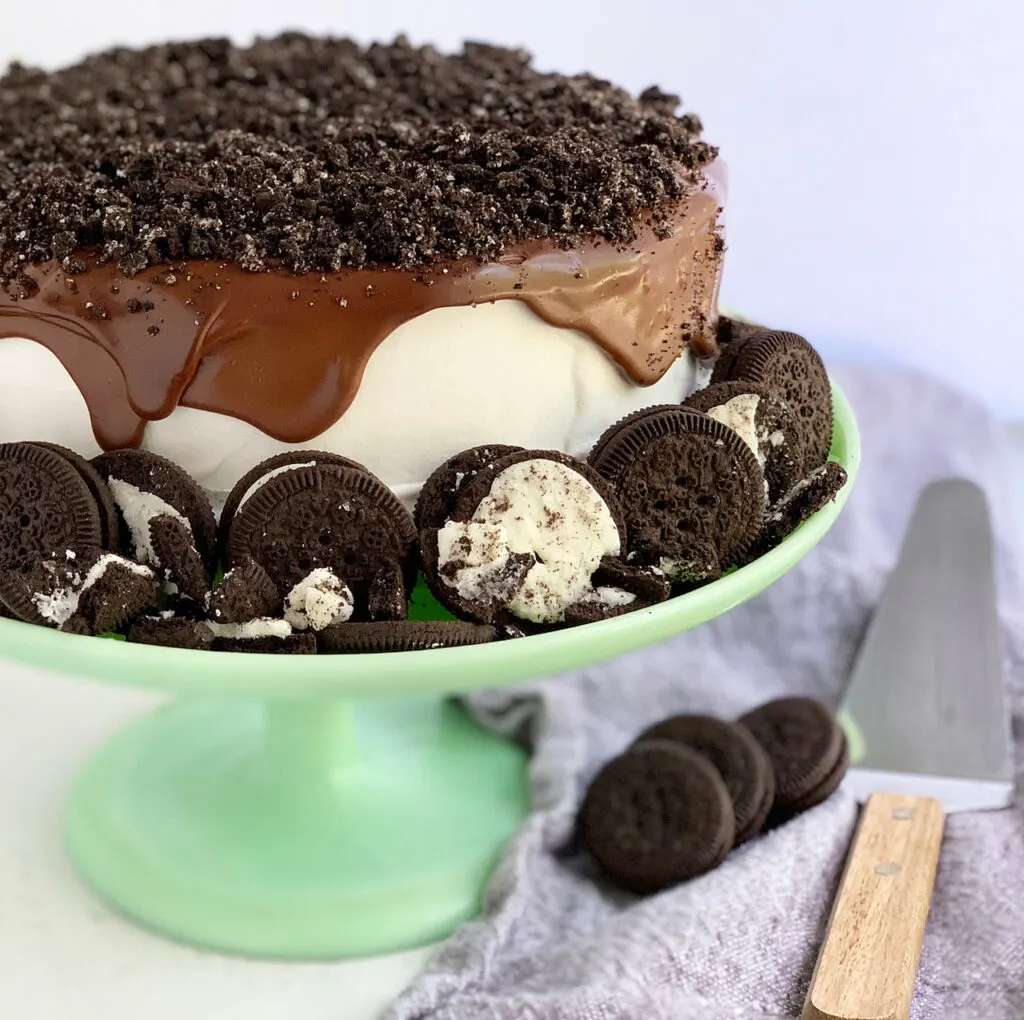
[0,382,858,961]
[66,695,528,959]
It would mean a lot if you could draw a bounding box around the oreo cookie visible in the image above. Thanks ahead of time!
[578,739,735,893]
[738,696,845,817]
[225,463,417,603]
[210,626,317,654]
[92,449,217,569]
[723,331,833,471]
[683,381,804,502]
[218,450,370,557]
[127,615,215,650]
[414,445,524,532]
[318,619,497,653]
[742,461,848,563]
[422,450,632,627]
[366,566,408,621]
[149,514,210,604]
[785,731,849,815]
[0,442,103,574]
[588,408,765,575]
[27,442,119,551]
[0,547,158,634]
[209,557,281,623]
[635,714,774,846]
[585,403,681,468]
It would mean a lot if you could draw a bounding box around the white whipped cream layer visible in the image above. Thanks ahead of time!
[0,301,698,512]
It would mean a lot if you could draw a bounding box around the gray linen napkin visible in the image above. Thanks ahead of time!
[386,363,1024,1020]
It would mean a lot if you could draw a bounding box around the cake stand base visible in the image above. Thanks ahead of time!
[65,695,530,959]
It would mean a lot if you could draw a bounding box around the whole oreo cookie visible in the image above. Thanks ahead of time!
[414,445,524,532]
[578,739,735,893]
[225,463,417,600]
[738,697,845,817]
[92,449,217,569]
[720,331,833,471]
[423,450,634,627]
[27,442,119,552]
[318,619,497,653]
[217,450,370,556]
[0,443,103,575]
[742,461,848,564]
[588,408,765,574]
[635,714,774,845]
[683,381,805,502]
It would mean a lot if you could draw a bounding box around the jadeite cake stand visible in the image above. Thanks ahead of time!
[0,381,858,961]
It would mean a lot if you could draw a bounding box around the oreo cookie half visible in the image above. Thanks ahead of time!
[27,442,119,552]
[0,443,103,575]
[728,331,833,472]
[683,381,805,502]
[578,739,735,893]
[92,449,217,570]
[414,445,524,532]
[225,463,417,600]
[635,714,775,846]
[738,696,845,816]
[588,408,766,574]
[422,450,634,627]
[318,619,497,653]
[217,450,370,557]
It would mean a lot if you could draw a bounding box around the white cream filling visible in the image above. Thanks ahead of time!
[707,393,761,462]
[32,553,154,626]
[284,568,354,631]
[205,618,293,640]
[575,586,636,608]
[436,520,518,603]
[107,477,192,566]
[438,458,622,624]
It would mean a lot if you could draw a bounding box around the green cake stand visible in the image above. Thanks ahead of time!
[0,383,859,961]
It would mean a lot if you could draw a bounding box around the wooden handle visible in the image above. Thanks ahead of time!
[802,792,945,1020]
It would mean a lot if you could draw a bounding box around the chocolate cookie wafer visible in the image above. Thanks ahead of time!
[0,443,103,573]
[578,739,735,893]
[683,381,805,502]
[739,696,845,816]
[588,408,765,574]
[727,331,833,472]
[318,619,497,653]
[635,714,775,845]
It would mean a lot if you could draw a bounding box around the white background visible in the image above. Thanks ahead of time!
[3,0,1022,414]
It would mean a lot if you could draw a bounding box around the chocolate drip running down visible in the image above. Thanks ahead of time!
[0,162,724,452]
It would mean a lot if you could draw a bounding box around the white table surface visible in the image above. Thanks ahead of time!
[5,426,1024,1020]
[0,667,434,1020]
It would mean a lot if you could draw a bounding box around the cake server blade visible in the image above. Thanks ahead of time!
[839,477,1014,813]
[803,478,1015,1020]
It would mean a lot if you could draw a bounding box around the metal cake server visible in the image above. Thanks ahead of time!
[802,478,1015,1020]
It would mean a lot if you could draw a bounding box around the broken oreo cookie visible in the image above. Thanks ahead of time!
[225,461,417,617]
[208,557,281,624]
[92,449,217,572]
[683,381,804,502]
[127,615,215,650]
[588,407,765,578]
[0,546,157,634]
